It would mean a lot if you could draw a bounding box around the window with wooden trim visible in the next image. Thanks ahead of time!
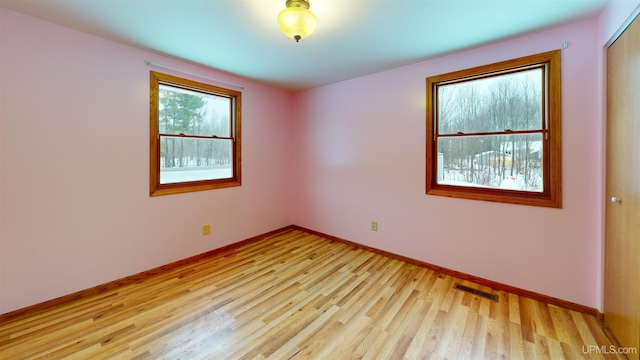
[426,50,561,207]
[150,71,241,196]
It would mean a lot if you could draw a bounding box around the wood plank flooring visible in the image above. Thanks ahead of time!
[0,229,626,359]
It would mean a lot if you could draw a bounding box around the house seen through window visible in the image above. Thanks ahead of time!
[426,50,561,207]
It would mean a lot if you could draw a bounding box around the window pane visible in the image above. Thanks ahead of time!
[436,133,543,192]
[437,68,542,134]
[159,136,233,184]
[159,84,231,137]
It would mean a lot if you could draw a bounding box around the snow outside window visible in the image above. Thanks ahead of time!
[150,71,241,196]
[426,50,561,208]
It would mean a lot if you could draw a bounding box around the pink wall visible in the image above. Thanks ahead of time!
[291,19,605,308]
[0,9,293,313]
[599,0,640,46]
[2,2,639,315]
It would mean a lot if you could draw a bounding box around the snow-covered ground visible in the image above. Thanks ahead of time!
[160,166,232,184]
[440,170,542,192]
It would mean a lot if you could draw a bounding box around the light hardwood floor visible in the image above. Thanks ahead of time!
[0,229,626,359]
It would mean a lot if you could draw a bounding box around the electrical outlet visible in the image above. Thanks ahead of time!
[371,221,378,232]
[203,224,211,236]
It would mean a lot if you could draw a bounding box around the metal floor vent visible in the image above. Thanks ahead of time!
[454,283,499,302]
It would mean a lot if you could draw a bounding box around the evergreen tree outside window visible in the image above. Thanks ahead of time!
[426,50,561,207]
[150,72,241,196]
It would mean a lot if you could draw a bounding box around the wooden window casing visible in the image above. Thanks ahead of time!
[426,50,561,207]
[150,71,241,196]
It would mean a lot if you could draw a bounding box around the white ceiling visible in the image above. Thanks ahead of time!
[0,0,608,92]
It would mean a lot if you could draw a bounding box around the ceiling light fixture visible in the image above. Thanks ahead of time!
[277,0,317,43]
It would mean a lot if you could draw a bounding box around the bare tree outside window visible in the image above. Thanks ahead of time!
[437,70,543,191]
[150,72,241,196]
[426,50,561,208]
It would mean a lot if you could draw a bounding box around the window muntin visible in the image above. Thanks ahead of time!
[426,50,561,207]
[150,71,241,196]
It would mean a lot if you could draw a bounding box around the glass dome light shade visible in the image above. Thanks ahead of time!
[277,7,317,42]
